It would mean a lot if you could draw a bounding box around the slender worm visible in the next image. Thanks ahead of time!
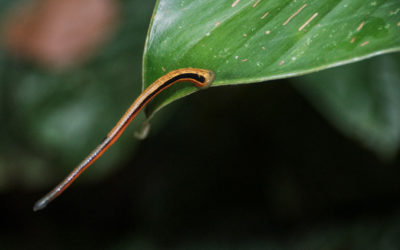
[33,68,215,211]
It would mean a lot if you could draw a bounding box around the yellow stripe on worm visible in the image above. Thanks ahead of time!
[33,68,215,211]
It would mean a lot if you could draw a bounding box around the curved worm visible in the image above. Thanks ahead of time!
[33,68,215,211]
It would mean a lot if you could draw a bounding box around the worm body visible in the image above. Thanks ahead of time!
[33,68,215,211]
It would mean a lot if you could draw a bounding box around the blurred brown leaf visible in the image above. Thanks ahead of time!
[3,0,118,69]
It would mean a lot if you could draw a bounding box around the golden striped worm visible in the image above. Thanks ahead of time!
[33,68,215,211]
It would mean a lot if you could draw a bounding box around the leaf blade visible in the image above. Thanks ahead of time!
[143,0,400,115]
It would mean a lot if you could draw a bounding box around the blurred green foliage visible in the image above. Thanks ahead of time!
[297,53,400,159]
[0,0,156,189]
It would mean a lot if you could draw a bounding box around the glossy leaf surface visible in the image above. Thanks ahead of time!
[143,0,400,115]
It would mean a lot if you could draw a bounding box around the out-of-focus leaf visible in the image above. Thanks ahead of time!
[0,0,156,189]
[2,0,118,68]
[295,53,400,159]
[143,0,400,116]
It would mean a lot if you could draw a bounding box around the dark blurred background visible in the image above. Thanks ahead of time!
[1,0,400,249]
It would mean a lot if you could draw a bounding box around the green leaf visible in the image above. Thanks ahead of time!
[143,0,400,116]
[295,53,400,159]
